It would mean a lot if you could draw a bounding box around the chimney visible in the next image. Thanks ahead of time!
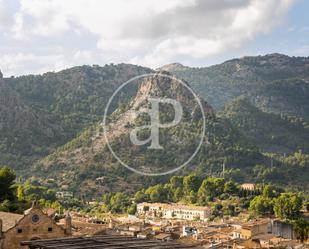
[65,212,72,235]
[0,219,3,238]
[109,219,114,229]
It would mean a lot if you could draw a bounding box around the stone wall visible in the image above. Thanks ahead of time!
[1,207,69,249]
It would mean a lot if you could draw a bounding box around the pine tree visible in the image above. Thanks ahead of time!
[17,185,23,201]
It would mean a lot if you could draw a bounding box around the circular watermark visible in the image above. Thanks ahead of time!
[102,73,205,176]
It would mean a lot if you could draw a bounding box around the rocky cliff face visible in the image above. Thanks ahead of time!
[34,72,259,196]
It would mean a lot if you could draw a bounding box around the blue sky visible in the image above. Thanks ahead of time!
[190,0,309,66]
[244,1,309,56]
[0,0,308,76]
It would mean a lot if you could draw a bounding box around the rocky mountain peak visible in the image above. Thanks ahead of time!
[157,63,187,71]
[131,72,214,116]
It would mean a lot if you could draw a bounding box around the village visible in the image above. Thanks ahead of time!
[0,183,308,249]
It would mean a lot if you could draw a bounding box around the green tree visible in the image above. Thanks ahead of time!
[169,176,184,189]
[127,204,137,215]
[110,192,130,213]
[0,166,16,201]
[224,181,239,195]
[262,184,281,198]
[249,195,273,217]
[224,204,236,216]
[294,218,309,243]
[0,199,11,212]
[102,193,112,205]
[274,193,303,220]
[197,177,225,202]
[145,184,167,203]
[134,190,148,203]
[17,185,23,201]
[184,190,197,204]
[173,187,183,203]
[44,189,56,202]
[183,174,201,194]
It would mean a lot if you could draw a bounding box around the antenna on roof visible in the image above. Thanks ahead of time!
[220,162,225,178]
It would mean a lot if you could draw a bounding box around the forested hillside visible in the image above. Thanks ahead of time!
[0,64,151,170]
[219,97,309,153]
[160,54,309,119]
[0,54,308,196]
[32,73,262,196]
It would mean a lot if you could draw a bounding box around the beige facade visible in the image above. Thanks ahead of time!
[240,219,270,239]
[240,183,256,191]
[0,204,71,249]
[137,203,209,221]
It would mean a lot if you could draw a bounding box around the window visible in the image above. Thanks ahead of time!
[48,227,53,232]
[31,214,40,224]
[17,228,22,233]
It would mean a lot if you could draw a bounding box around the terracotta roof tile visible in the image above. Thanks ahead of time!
[0,211,24,231]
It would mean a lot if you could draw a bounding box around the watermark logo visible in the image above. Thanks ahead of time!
[102,73,205,176]
[130,97,183,150]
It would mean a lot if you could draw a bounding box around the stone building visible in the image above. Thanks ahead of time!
[137,203,210,221]
[240,183,256,191]
[0,202,71,249]
[240,219,270,239]
[270,219,295,240]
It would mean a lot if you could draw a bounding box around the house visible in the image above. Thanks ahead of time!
[56,191,74,199]
[119,230,138,237]
[154,232,173,241]
[43,208,57,218]
[270,219,295,239]
[240,219,270,239]
[137,203,210,221]
[137,229,152,239]
[240,184,256,191]
[0,202,71,249]
[183,226,197,236]
[205,232,231,247]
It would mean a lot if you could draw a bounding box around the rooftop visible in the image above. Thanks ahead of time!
[0,211,24,232]
[242,219,270,229]
[138,203,209,211]
[21,235,201,248]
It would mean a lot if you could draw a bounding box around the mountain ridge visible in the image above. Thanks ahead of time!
[0,53,308,194]
[161,53,309,119]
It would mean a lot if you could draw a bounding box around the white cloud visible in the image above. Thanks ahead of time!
[0,0,297,75]
[0,50,99,76]
[0,0,14,30]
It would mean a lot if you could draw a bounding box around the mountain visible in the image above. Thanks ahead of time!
[0,76,65,169]
[32,72,262,196]
[1,64,152,170]
[219,97,309,153]
[160,53,309,119]
[0,54,308,195]
[6,64,152,134]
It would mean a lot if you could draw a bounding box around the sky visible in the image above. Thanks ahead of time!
[0,0,309,77]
